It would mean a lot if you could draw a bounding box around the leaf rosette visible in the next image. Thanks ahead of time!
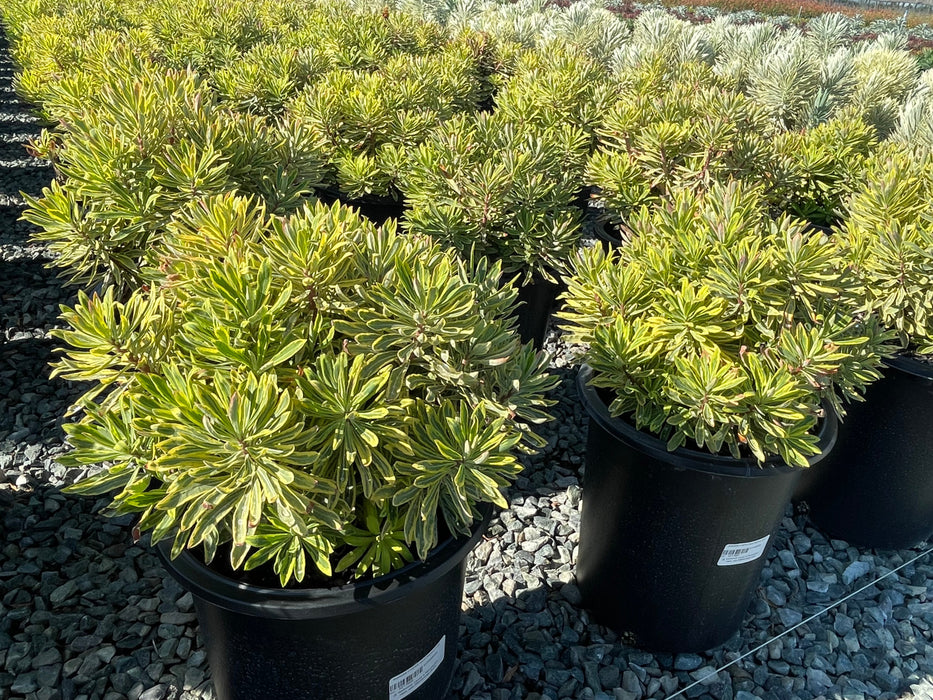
[55,195,556,585]
[560,181,891,468]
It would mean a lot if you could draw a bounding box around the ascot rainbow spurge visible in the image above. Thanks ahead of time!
[53,196,556,585]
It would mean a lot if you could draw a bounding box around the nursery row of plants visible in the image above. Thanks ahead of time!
[322,0,933,69]
[654,0,933,26]
[2,0,933,696]
[7,0,933,290]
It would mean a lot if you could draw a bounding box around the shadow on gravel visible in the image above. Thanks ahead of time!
[0,135,33,161]
[0,98,34,118]
[453,579,692,699]
[0,335,84,443]
[0,482,209,699]
[454,570,928,700]
[0,199,25,231]
[0,256,73,329]
[0,116,46,138]
[0,163,52,196]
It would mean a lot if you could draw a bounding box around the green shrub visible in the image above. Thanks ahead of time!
[838,147,933,353]
[560,181,889,466]
[54,196,556,585]
[23,62,327,291]
[287,32,497,200]
[212,42,329,116]
[918,48,933,72]
[493,44,614,143]
[768,114,878,226]
[401,112,588,282]
[587,75,776,224]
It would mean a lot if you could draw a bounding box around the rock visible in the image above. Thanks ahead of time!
[807,668,833,694]
[660,675,679,695]
[560,583,582,605]
[613,691,639,700]
[462,668,483,696]
[159,612,197,625]
[599,665,621,690]
[777,608,803,627]
[35,664,61,687]
[691,666,720,686]
[621,669,641,693]
[768,660,790,675]
[522,586,547,613]
[10,672,38,694]
[49,580,78,605]
[138,685,168,700]
[833,613,854,636]
[674,653,704,671]
[843,631,860,653]
[583,661,601,691]
[843,561,872,585]
[30,647,61,668]
[184,666,206,689]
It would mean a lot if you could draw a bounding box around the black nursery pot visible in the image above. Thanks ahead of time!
[594,219,623,251]
[795,354,933,549]
[575,365,837,652]
[156,505,491,700]
[316,186,405,224]
[513,275,563,350]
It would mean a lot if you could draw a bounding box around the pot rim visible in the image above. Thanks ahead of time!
[884,352,933,380]
[577,364,837,477]
[155,502,492,620]
[315,184,404,208]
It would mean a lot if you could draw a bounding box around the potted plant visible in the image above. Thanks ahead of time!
[490,44,613,213]
[23,49,328,295]
[211,41,329,117]
[586,66,778,247]
[766,114,878,231]
[491,44,613,148]
[795,146,933,549]
[558,181,889,652]
[51,194,557,699]
[286,30,500,221]
[400,110,589,348]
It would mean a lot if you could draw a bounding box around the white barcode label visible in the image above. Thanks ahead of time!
[388,635,446,700]
[717,534,771,566]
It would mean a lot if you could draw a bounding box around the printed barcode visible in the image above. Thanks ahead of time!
[717,535,770,567]
[388,636,446,700]
[392,670,421,691]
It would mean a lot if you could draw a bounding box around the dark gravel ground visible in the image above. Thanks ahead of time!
[1,26,933,700]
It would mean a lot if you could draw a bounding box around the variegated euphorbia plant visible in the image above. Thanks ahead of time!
[559,181,892,467]
[836,146,933,354]
[54,195,556,585]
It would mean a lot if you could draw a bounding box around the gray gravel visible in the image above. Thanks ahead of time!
[2,27,933,700]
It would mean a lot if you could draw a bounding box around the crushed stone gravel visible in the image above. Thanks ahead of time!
[1,25,932,700]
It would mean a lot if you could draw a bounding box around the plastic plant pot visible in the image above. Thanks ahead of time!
[594,219,623,251]
[513,276,562,350]
[575,365,837,652]
[156,505,491,700]
[795,354,933,549]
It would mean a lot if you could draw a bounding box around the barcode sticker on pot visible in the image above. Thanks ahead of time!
[717,534,771,566]
[388,635,445,700]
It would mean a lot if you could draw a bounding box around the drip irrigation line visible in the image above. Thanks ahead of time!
[664,544,933,700]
